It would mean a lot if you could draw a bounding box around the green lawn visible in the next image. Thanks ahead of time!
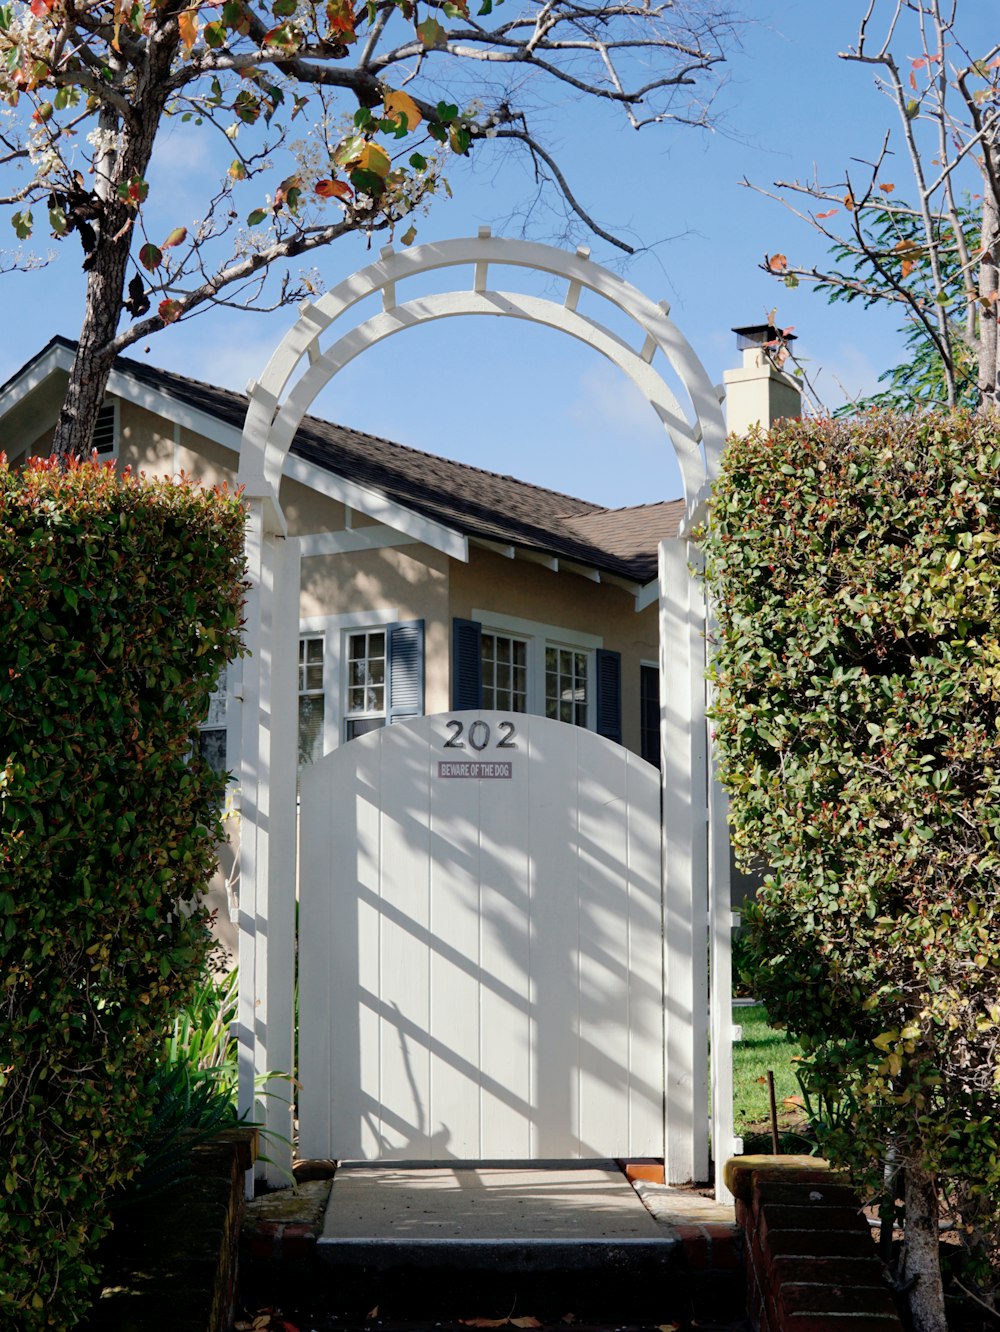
[732,1003,814,1153]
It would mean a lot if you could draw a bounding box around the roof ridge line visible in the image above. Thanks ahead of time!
[97,340,607,515]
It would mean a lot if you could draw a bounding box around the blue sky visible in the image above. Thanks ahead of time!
[2,5,989,506]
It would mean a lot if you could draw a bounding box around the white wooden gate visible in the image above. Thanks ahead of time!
[236,233,742,1193]
[298,711,663,1162]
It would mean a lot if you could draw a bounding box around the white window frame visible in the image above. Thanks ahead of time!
[299,609,398,758]
[471,609,603,731]
[343,625,389,740]
[480,628,530,713]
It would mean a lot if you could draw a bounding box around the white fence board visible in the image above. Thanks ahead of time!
[299,712,663,1162]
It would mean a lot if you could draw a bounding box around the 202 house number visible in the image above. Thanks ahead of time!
[443,719,518,751]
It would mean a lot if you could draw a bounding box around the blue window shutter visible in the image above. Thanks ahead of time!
[387,620,424,724]
[451,617,482,710]
[595,648,622,744]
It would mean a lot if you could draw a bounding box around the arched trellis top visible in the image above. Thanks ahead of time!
[238,231,728,508]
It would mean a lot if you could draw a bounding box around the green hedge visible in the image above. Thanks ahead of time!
[0,456,245,1328]
[703,410,1000,1196]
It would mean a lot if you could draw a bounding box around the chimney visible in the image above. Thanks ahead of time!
[723,324,802,435]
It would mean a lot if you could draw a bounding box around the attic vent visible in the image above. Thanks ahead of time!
[91,402,117,455]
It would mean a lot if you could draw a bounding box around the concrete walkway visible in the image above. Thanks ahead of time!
[242,1163,743,1324]
[317,1162,735,1273]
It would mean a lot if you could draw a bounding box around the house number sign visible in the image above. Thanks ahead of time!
[437,717,516,779]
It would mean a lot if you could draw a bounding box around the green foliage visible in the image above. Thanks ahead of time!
[0,456,246,1329]
[113,1061,242,1210]
[115,965,243,1207]
[818,199,980,413]
[704,411,1000,1204]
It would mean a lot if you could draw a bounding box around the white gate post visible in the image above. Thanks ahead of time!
[659,537,709,1185]
[237,485,299,1186]
[708,730,736,1202]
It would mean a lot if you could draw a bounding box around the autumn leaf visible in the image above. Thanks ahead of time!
[263,22,300,49]
[767,254,787,274]
[229,159,248,181]
[274,174,302,209]
[901,258,915,279]
[357,143,391,179]
[139,243,162,271]
[178,8,198,50]
[815,209,838,220]
[843,192,855,212]
[878,181,895,193]
[417,17,446,47]
[383,88,422,133]
[116,174,149,207]
[162,226,187,249]
[315,178,353,200]
[326,0,356,37]
[158,298,183,323]
[400,223,417,245]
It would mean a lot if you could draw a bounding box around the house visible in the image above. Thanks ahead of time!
[0,327,794,950]
[1,335,680,761]
[2,285,802,1185]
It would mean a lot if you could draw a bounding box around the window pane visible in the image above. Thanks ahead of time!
[346,716,385,740]
[298,695,324,765]
[369,632,385,657]
[369,657,385,685]
[307,638,323,664]
[348,633,365,659]
[199,728,227,775]
[306,664,323,691]
[483,683,495,709]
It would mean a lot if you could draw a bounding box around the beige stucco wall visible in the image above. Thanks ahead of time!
[301,542,452,715]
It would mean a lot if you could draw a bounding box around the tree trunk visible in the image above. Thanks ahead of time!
[51,13,181,456]
[901,1163,947,1332]
[979,184,999,415]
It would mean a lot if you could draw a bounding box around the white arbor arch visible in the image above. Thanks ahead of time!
[235,231,735,1195]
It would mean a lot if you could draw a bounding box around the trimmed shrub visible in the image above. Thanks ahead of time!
[0,456,245,1329]
[703,411,1000,1318]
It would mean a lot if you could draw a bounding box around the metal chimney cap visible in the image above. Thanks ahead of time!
[732,323,797,351]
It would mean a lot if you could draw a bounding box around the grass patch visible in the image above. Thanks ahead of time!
[733,1003,816,1154]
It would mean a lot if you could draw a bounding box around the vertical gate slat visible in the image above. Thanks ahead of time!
[428,731,483,1158]
[527,723,582,1157]
[477,721,533,1159]
[354,748,384,1159]
[577,734,630,1155]
[625,753,666,1155]
[377,725,432,1155]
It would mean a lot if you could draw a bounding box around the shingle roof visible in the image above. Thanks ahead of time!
[19,336,683,584]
